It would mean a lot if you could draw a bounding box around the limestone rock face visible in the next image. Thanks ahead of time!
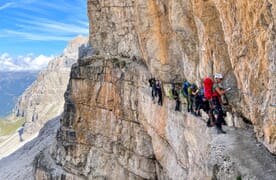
[35,57,158,179]
[35,56,276,180]
[88,0,276,153]
[14,36,88,135]
[34,0,276,179]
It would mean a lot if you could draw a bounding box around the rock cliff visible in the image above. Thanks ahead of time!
[35,56,276,179]
[34,0,276,179]
[87,0,276,152]
[14,36,88,135]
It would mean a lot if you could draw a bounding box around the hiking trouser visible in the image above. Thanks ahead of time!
[185,95,193,112]
[157,89,163,106]
[212,96,224,129]
[207,100,215,126]
[175,98,180,111]
[158,95,162,105]
[194,95,202,112]
[202,100,210,113]
[190,96,194,112]
[151,87,157,100]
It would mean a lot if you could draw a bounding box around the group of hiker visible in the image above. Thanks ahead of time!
[149,78,163,106]
[149,73,230,134]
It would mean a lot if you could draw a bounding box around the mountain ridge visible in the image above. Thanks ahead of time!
[14,35,88,135]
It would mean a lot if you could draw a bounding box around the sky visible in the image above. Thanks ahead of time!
[0,0,88,71]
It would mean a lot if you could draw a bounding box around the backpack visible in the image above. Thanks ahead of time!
[168,87,178,100]
[148,78,156,87]
[182,81,190,97]
[203,78,213,100]
[199,87,205,100]
[168,88,174,100]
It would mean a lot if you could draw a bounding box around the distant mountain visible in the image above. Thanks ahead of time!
[0,71,38,118]
[14,36,88,134]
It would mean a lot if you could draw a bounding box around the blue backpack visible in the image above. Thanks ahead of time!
[182,81,190,97]
[199,87,205,100]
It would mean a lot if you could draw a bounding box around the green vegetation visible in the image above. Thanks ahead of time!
[0,115,25,136]
[112,58,126,68]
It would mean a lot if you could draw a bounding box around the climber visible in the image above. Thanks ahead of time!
[212,73,227,134]
[148,77,157,101]
[181,81,191,112]
[194,84,204,117]
[18,127,24,142]
[155,80,163,106]
[196,80,214,126]
[187,84,197,114]
[169,84,181,111]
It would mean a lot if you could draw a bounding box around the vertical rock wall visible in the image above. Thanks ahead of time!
[88,0,276,153]
[35,56,276,180]
[36,57,162,179]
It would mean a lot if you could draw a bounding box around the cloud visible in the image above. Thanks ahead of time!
[17,17,89,34]
[3,30,72,41]
[1,53,12,61]
[39,22,88,34]
[0,2,14,10]
[76,20,89,27]
[1,17,88,41]
[0,53,53,71]
[21,20,88,35]
[31,55,53,68]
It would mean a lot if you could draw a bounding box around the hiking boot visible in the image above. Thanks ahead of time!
[206,123,212,128]
[217,128,226,134]
[206,118,213,127]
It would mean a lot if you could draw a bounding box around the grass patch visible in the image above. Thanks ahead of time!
[0,115,25,136]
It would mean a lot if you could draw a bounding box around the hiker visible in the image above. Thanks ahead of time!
[181,81,191,112]
[169,84,181,111]
[155,80,163,106]
[194,84,204,116]
[186,84,197,114]
[18,127,24,142]
[198,80,214,126]
[212,73,227,134]
[149,78,157,101]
